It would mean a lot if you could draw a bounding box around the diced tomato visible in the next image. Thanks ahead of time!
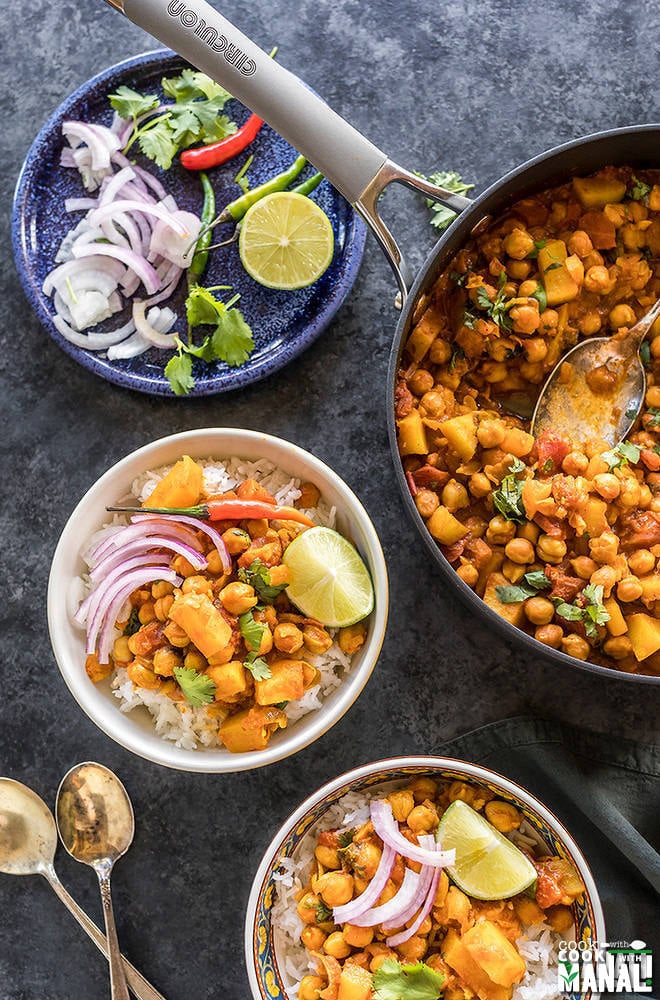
[412,465,450,489]
[618,509,660,550]
[534,431,572,476]
[534,513,568,539]
[544,564,584,602]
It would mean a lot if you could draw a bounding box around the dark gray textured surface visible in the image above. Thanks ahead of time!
[0,0,658,997]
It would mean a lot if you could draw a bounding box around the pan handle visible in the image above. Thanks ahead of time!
[106,0,471,300]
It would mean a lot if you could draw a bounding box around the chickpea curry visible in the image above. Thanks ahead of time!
[293,777,584,1000]
[396,166,660,674]
[82,457,368,753]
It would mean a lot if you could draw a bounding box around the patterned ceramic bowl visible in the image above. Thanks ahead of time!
[245,756,605,1000]
[47,428,388,772]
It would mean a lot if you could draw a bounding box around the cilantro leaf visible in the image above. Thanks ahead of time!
[138,121,179,170]
[416,170,475,233]
[496,571,551,604]
[315,900,332,923]
[492,458,527,523]
[648,407,660,428]
[161,68,232,104]
[601,441,641,470]
[173,666,216,707]
[640,341,651,369]
[373,958,444,1000]
[337,829,356,848]
[244,652,272,681]
[475,270,512,331]
[238,559,288,603]
[554,584,610,640]
[108,85,159,120]
[212,308,255,366]
[123,608,141,636]
[531,284,547,313]
[164,350,195,396]
[239,610,265,652]
[630,175,651,202]
[184,336,217,363]
[186,285,223,326]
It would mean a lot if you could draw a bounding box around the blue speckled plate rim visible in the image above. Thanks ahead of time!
[11,48,368,397]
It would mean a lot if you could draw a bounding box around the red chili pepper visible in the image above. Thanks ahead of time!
[108,498,315,527]
[180,113,264,171]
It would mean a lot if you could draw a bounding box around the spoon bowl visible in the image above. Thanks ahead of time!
[0,778,57,877]
[532,298,660,447]
[57,763,135,1000]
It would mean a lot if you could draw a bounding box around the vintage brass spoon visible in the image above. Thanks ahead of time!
[56,763,135,1000]
[532,299,660,447]
[0,777,164,1000]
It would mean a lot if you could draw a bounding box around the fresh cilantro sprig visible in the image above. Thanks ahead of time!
[123,608,141,636]
[640,341,651,369]
[239,610,265,652]
[164,286,255,396]
[244,652,272,681]
[601,441,641,470]
[492,458,527,523]
[554,583,610,639]
[373,958,444,1000]
[173,666,216,707]
[109,69,236,170]
[630,175,651,202]
[416,170,475,233]
[475,270,512,331]
[647,407,660,428]
[315,900,332,923]
[496,571,551,604]
[238,559,288,603]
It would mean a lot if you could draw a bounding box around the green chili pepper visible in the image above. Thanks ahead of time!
[188,172,216,283]
[291,172,323,197]
[214,155,307,225]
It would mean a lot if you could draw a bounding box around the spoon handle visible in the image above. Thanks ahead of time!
[45,870,166,1000]
[96,868,131,1000]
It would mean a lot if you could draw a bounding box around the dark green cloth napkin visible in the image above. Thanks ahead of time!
[435,716,659,999]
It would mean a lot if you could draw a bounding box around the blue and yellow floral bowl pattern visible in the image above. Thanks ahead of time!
[245,756,605,1000]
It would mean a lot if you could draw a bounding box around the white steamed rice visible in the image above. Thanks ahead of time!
[271,787,567,1000]
[75,455,359,751]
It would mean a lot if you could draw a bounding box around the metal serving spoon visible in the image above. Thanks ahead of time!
[0,778,165,1000]
[532,299,660,447]
[56,763,135,1000]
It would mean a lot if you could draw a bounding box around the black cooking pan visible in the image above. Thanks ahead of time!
[99,0,660,682]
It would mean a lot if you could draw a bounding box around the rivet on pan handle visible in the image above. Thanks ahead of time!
[100,0,471,300]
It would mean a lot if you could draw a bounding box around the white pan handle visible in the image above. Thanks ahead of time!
[104,0,471,298]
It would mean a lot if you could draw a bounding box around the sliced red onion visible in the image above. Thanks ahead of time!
[133,165,169,200]
[107,333,150,360]
[75,552,170,626]
[89,200,191,237]
[72,243,160,295]
[133,301,178,348]
[131,514,231,573]
[85,565,180,660]
[96,567,183,664]
[349,867,422,928]
[63,270,120,298]
[381,837,436,931]
[143,267,183,308]
[52,314,135,351]
[43,256,125,296]
[89,534,207,584]
[60,147,77,168]
[89,519,205,564]
[63,121,120,170]
[386,866,442,947]
[98,165,136,206]
[331,843,396,925]
[149,210,201,268]
[65,197,98,212]
[370,800,456,868]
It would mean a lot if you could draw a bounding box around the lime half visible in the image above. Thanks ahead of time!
[437,800,537,900]
[282,526,374,628]
[238,191,334,290]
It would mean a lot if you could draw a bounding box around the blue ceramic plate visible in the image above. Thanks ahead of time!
[12,49,366,396]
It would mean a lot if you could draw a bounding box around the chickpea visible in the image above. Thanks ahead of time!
[182,574,212,596]
[567,230,593,258]
[407,369,434,396]
[504,537,535,564]
[316,871,354,908]
[409,777,438,802]
[388,789,415,823]
[441,480,469,510]
[303,624,333,654]
[593,472,621,500]
[518,522,540,544]
[486,515,517,545]
[412,486,438,520]
[184,649,207,672]
[589,531,619,565]
[205,550,227,575]
[429,338,452,364]
[523,337,548,363]
[484,800,521,833]
[628,549,655,576]
[510,303,541,334]
[535,623,564,648]
[477,420,506,448]
[536,534,567,564]
[266,623,300,658]
[370,952,397,974]
[396,937,427,962]
[127,660,161,691]
[561,451,589,477]
[85,654,112,683]
[301,926,327,952]
[221,527,251,555]
[582,250,604,269]
[421,389,452,418]
[338,622,367,656]
[603,635,633,660]
[255,626,274,657]
[561,634,591,660]
[609,303,637,330]
[524,596,555,625]
[503,227,535,259]
[546,906,576,934]
[584,265,614,295]
[163,621,192,649]
[219,581,258,616]
[154,594,174,622]
[297,891,322,925]
[152,580,174,599]
[617,576,643,602]
[619,477,641,508]
[298,977,324,1000]
[646,386,660,409]
[482,361,508,383]
[407,804,439,834]
[539,308,559,332]
[604,203,627,227]
[343,924,374,948]
[469,471,492,498]
[457,563,479,588]
[153,647,183,677]
[111,635,132,664]
[170,554,197,578]
[571,556,598,579]
[590,565,617,597]
[579,311,602,336]
[507,259,531,280]
[138,600,156,625]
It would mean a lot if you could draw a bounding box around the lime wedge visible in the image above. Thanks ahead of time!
[282,526,374,628]
[238,191,334,290]
[437,800,537,900]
